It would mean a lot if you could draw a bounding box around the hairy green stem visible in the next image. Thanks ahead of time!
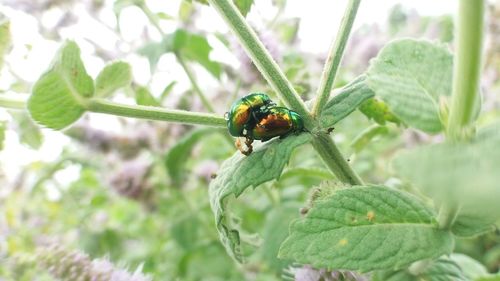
[439,0,485,230]
[311,0,361,117]
[206,0,314,129]
[0,95,27,110]
[207,0,362,185]
[176,54,217,113]
[311,132,363,185]
[87,99,226,127]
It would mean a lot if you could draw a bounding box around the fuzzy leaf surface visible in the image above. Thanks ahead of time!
[28,41,94,130]
[373,258,467,281]
[209,133,311,261]
[278,186,453,272]
[319,76,374,128]
[367,39,453,133]
[394,123,500,237]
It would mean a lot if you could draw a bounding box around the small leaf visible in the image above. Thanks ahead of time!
[373,257,467,281]
[209,133,311,261]
[165,128,219,185]
[319,75,375,129]
[278,186,453,272]
[233,0,254,16]
[359,97,401,125]
[0,16,11,69]
[367,39,453,133]
[394,123,500,237]
[28,41,94,130]
[134,86,160,106]
[95,61,132,98]
[160,81,177,102]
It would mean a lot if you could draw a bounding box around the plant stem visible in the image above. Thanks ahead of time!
[207,0,363,186]
[206,0,314,129]
[87,99,226,127]
[311,0,361,117]
[447,0,485,140]
[0,95,27,110]
[311,132,363,185]
[438,0,485,230]
[139,2,166,36]
[176,54,217,113]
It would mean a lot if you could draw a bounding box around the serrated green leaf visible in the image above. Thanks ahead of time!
[373,257,467,281]
[319,75,375,128]
[393,123,500,237]
[278,186,453,272]
[95,61,132,98]
[0,17,11,69]
[359,97,401,125]
[134,86,160,106]
[209,133,311,262]
[165,128,218,186]
[367,39,453,133]
[234,0,254,16]
[28,41,94,130]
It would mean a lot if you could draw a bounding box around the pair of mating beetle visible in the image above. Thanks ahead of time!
[225,93,304,155]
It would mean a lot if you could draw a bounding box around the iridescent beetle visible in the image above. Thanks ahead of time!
[226,93,304,155]
[226,92,276,137]
[251,107,304,141]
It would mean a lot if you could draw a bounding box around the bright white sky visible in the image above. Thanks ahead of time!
[0,0,466,185]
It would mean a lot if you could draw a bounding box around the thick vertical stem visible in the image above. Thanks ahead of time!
[206,0,314,129]
[447,0,485,141]
[438,0,484,230]
[311,0,361,117]
[311,132,363,185]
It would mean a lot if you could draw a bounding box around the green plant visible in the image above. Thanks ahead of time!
[1,0,499,280]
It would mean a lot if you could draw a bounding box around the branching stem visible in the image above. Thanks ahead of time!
[311,0,361,117]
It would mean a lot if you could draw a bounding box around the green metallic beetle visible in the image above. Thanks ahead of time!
[225,93,275,137]
[250,107,304,141]
[226,93,304,155]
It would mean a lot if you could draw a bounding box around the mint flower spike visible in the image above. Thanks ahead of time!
[36,245,151,281]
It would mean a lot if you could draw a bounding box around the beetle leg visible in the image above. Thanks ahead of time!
[242,137,253,156]
[236,137,253,156]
